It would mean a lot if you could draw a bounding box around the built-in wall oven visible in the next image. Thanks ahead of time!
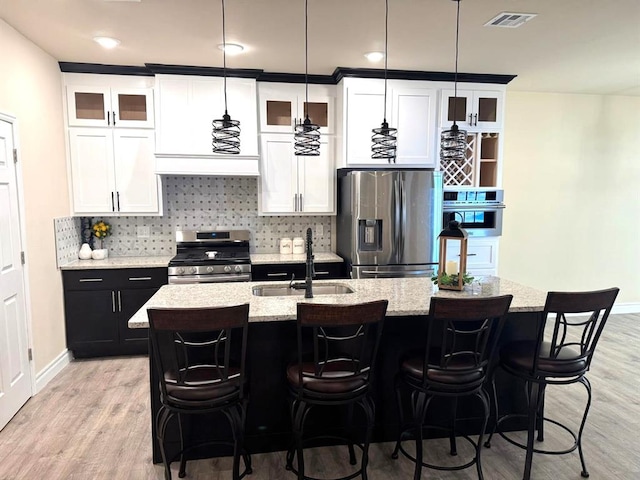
[443,188,505,237]
[168,230,252,284]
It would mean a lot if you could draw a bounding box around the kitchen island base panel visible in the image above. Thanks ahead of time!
[150,312,540,463]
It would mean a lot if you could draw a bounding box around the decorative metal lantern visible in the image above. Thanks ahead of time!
[437,219,468,291]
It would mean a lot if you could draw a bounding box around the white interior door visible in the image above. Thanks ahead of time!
[0,118,32,431]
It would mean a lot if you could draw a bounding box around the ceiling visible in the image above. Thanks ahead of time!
[1,0,639,95]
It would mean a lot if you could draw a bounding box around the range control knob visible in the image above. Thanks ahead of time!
[224,265,232,273]
[206,266,214,273]
[189,267,197,275]
[234,265,243,273]
[176,267,185,275]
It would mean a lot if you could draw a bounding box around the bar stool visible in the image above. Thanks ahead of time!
[391,295,513,480]
[285,300,388,480]
[484,287,619,479]
[147,304,252,480]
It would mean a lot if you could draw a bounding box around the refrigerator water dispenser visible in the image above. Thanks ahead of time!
[358,219,382,251]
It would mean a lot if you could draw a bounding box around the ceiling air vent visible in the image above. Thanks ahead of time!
[485,12,537,28]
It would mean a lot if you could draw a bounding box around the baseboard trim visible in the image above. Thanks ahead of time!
[612,303,640,315]
[35,349,72,394]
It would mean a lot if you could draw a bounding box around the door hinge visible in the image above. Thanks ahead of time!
[28,348,33,361]
[21,251,25,265]
[13,148,18,163]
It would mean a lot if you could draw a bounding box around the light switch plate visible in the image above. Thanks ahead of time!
[137,226,150,238]
[316,224,324,237]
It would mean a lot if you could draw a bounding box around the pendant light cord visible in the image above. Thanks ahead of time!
[221,0,228,114]
[383,0,389,122]
[304,0,309,120]
[453,0,461,126]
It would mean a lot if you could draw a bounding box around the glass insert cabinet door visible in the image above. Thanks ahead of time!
[440,89,503,129]
[259,84,334,134]
[66,86,154,128]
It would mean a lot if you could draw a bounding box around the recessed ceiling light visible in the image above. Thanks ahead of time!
[217,43,245,55]
[365,51,385,62]
[93,36,121,49]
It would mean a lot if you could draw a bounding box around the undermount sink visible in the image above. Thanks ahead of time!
[252,283,355,297]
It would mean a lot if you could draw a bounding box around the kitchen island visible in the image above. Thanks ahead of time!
[129,276,546,463]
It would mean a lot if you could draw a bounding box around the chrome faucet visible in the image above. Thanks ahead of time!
[290,227,314,298]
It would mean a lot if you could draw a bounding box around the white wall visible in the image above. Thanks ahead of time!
[500,91,640,306]
[0,20,69,373]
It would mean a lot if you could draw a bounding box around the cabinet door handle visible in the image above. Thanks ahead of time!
[474,113,478,126]
[111,291,116,313]
[79,278,103,282]
[116,191,120,211]
[128,276,152,281]
[468,113,473,125]
[267,272,289,277]
[112,111,116,126]
[117,290,122,312]
[107,111,110,125]
[458,253,478,257]
[315,271,330,275]
[299,194,303,211]
[111,192,115,212]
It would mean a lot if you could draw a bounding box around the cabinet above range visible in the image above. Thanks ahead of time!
[154,74,259,176]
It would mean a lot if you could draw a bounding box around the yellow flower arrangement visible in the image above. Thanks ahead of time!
[91,220,112,239]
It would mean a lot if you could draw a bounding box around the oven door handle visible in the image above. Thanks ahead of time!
[168,274,251,284]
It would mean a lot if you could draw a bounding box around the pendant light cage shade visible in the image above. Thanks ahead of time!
[371,0,397,161]
[295,117,321,156]
[212,0,241,155]
[440,124,467,162]
[212,113,241,154]
[295,0,321,156]
[372,121,398,160]
[440,0,466,163]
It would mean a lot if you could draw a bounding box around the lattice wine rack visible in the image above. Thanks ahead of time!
[440,134,477,186]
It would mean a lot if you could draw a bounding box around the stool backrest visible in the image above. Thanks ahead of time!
[295,300,388,393]
[147,304,250,405]
[535,288,619,375]
[422,295,513,389]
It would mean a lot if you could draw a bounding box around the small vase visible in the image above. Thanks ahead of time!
[91,249,108,260]
[78,243,92,260]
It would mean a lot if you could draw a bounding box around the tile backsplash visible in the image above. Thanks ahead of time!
[54,216,82,267]
[55,176,334,262]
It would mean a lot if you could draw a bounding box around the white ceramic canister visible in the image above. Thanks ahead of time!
[78,243,92,260]
[279,238,293,255]
[292,237,305,254]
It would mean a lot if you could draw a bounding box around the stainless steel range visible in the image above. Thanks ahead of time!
[168,230,251,284]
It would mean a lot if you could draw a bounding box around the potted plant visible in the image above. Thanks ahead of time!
[91,220,112,259]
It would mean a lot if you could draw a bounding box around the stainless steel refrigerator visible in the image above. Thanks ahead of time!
[336,169,443,279]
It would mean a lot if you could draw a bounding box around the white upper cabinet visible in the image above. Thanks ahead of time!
[154,74,260,175]
[259,83,335,135]
[338,78,437,168]
[66,84,154,129]
[68,128,160,215]
[258,133,334,215]
[440,88,504,130]
[63,73,161,216]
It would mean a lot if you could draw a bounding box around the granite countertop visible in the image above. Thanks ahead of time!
[60,253,342,270]
[129,276,547,328]
[250,252,343,264]
[60,255,174,270]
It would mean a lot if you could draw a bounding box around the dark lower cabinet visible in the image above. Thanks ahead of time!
[62,268,167,358]
[252,261,346,282]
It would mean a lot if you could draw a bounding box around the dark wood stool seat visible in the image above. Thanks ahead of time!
[392,295,513,480]
[148,304,252,480]
[285,300,388,480]
[484,288,619,480]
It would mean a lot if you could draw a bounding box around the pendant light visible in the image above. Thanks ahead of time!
[294,0,321,156]
[212,0,241,155]
[371,0,397,162]
[440,0,467,162]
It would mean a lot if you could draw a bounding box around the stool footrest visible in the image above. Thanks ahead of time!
[495,413,579,455]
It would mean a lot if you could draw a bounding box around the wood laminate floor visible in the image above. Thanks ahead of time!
[1,314,639,480]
